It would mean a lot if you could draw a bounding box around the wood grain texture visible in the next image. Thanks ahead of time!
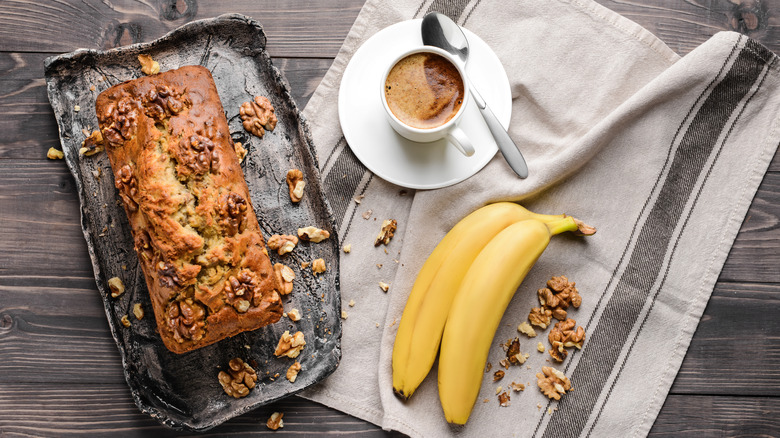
[650,394,780,436]
[0,0,364,57]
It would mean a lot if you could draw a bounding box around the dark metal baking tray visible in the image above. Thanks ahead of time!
[43,14,341,431]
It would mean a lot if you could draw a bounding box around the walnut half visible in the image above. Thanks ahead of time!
[537,366,571,400]
[548,318,585,362]
[218,358,257,398]
[267,234,298,255]
[298,226,330,243]
[240,95,277,138]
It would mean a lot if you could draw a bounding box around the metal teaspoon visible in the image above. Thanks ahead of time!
[421,12,529,178]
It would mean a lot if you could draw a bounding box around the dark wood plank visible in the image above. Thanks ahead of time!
[0,383,396,437]
[594,0,780,55]
[0,52,332,160]
[671,282,780,395]
[650,394,780,436]
[0,0,364,57]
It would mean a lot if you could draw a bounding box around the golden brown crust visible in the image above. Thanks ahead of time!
[96,65,283,354]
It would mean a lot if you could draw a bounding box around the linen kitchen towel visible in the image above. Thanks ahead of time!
[299,0,780,436]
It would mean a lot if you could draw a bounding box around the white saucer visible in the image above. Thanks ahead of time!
[338,19,512,190]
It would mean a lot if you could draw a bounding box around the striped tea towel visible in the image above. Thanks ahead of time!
[299,0,780,436]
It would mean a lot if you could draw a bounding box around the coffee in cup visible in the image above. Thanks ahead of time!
[384,52,465,129]
[380,46,475,157]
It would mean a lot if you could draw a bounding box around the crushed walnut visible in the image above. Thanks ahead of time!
[133,303,144,320]
[274,330,306,358]
[548,318,585,362]
[218,357,257,398]
[343,244,352,253]
[286,362,302,383]
[504,337,529,365]
[485,362,493,373]
[379,282,390,292]
[518,321,537,338]
[287,308,302,321]
[537,366,571,400]
[79,130,104,156]
[311,258,326,276]
[528,307,553,329]
[47,147,64,160]
[273,263,295,295]
[108,277,125,298]
[348,299,355,307]
[493,370,505,382]
[240,95,277,138]
[266,412,284,430]
[298,226,330,243]
[267,234,298,255]
[510,381,525,392]
[286,169,305,203]
[233,141,247,163]
[341,310,348,320]
[120,314,131,327]
[537,342,546,353]
[498,391,511,407]
[374,219,397,246]
[138,54,160,75]
[538,275,582,321]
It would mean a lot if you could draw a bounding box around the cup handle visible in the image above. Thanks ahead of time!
[446,126,475,157]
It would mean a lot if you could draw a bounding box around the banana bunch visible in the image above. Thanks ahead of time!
[391,202,594,424]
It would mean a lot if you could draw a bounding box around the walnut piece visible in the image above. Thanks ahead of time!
[537,366,571,400]
[311,258,326,276]
[108,277,125,298]
[341,310,348,319]
[233,141,247,163]
[165,298,206,343]
[274,330,306,358]
[79,130,104,156]
[266,412,284,430]
[287,308,302,321]
[493,370,505,382]
[549,318,585,362]
[120,314,131,327]
[510,381,525,392]
[537,342,546,353]
[504,337,529,365]
[374,219,397,246]
[518,321,537,338]
[498,391,511,407]
[298,226,330,243]
[286,169,305,203]
[218,357,257,398]
[379,282,390,292]
[267,234,298,255]
[224,269,265,312]
[133,303,144,320]
[273,263,295,295]
[138,54,160,75]
[538,275,582,321]
[47,147,64,160]
[240,95,277,138]
[286,362,301,383]
[343,244,352,253]
[528,307,553,329]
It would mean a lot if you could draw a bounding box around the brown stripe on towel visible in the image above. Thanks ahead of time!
[535,37,775,438]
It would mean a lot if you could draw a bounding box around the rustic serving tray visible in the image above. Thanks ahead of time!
[43,14,341,431]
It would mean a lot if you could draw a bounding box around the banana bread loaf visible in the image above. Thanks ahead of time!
[96,65,283,354]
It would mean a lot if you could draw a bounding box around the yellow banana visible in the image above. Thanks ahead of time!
[438,217,585,425]
[392,203,585,400]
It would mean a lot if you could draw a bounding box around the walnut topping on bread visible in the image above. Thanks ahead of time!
[96,66,283,354]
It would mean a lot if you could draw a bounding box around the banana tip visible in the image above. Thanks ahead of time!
[393,387,411,401]
[572,218,596,236]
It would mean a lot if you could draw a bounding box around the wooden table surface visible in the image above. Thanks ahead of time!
[1,1,779,436]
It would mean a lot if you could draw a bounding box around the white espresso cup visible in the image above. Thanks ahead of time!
[380,46,475,157]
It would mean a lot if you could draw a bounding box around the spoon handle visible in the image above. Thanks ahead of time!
[470,86,529,179]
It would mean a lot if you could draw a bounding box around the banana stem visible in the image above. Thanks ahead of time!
[545,217,580,236]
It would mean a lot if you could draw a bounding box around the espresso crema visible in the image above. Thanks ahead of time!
[384,52,465,129]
